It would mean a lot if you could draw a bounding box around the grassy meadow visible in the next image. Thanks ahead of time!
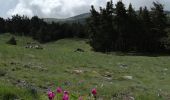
[0,33,170,100]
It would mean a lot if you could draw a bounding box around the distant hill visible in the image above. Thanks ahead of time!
[43,11,170,24]
[43,13,91,24]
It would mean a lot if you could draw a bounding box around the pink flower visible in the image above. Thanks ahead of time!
[47,91,55,100]
[62,91,69,100]
[56,87,62,93]
[91,88,97,96]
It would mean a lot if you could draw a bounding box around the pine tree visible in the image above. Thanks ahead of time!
[0,17,5,33]
[150,2,167,51]
[114,1,128,51]
[88,5,102,51]
[139,6,152,51]
[127,3,139,51]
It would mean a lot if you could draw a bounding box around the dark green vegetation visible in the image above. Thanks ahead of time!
[0,15,87,43]
[0,34,170,100]
[88,1,169,52]
[6,36,17,45]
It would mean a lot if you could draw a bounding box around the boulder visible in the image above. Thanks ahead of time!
[122,76,133,80]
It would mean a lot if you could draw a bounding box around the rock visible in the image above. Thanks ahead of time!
[105,77,112,81]
[73,70,83,74]
[163,68,168,71]
[129,96,135,100]
[16,80,27,87]
[118,63,128,68]
[104,72,112,77]
[35,45,43,49]
[100,83,104,88]
[123,76,133,80]
[25,43,43,49]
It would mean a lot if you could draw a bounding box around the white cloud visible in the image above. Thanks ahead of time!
[7,0,33,17]
[6,0,109,18]
[3,0,170,18]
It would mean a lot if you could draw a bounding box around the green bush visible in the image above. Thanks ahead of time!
[6,36,17,45]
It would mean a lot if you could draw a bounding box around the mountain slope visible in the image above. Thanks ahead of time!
[43,13,91,24]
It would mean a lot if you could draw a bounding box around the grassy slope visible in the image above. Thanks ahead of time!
[0,33,170,100]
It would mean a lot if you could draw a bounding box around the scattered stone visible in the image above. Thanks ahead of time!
[104,72,112,77]
[16,80,27,87]
[122,76,133,80]
[25,42,43,49]
[100,83,104,88]
[35,45,43,49]
[105,77,112,81]
[163,68,168,71]
[118,63,128,68]
[73,70,84,74]
[129,96,135,100]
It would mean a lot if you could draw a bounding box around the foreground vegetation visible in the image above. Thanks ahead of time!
[0,34,170,100]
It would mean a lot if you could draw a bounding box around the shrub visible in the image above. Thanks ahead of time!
[6,36,17,45]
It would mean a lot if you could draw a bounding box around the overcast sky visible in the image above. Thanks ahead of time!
[0,0,170,18]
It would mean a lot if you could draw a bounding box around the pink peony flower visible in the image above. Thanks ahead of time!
[47,91,55,100]
[56,87,62,93]
[91,88,97,96]
[62,91,69,100]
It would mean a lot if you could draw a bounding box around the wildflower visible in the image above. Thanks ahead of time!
[63,91,69,100]
[47,91,55,100]
[56,87,62,93]
[91,88,97,96]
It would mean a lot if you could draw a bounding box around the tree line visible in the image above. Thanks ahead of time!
[88,0,169,52]
[0,15,87,43]
[0,0,170,53]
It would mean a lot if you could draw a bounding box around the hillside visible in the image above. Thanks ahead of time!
[43,13,91,24]
[43,11,170,24]
[0,33,170,99]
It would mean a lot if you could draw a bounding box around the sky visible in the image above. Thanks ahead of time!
[0,0,170,18]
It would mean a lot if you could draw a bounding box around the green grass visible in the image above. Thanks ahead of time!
[0,33,170,100]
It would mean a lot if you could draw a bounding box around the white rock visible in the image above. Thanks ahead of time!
[164,68,168,71]
[123,76,133,80]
